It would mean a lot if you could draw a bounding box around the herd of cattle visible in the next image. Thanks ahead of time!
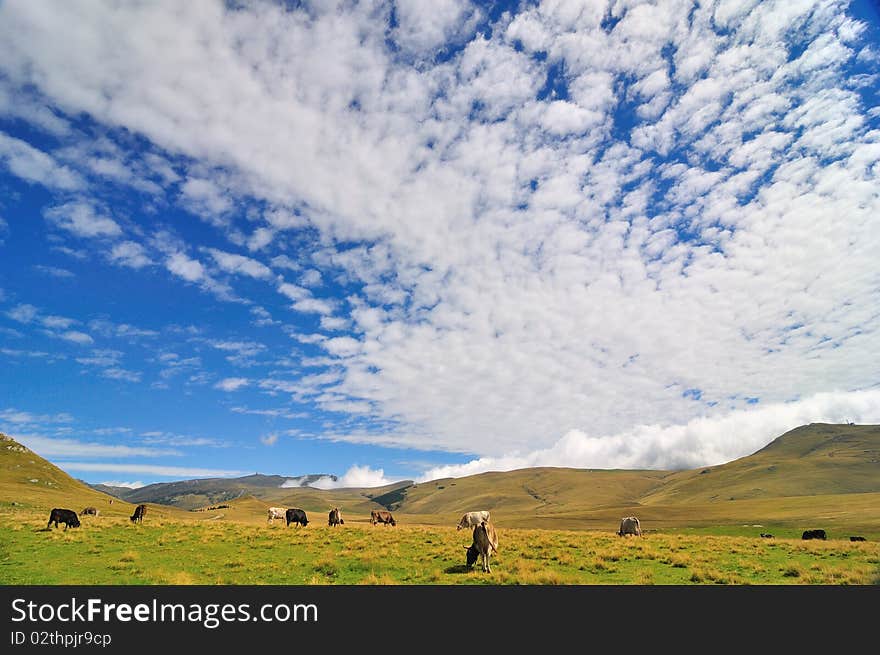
[43,504,869,573]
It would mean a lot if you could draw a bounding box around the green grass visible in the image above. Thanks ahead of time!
[2,508,878,585]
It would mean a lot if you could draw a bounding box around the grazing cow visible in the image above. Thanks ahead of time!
[370,510,396,526]
[80,507,99,517]
[760,533,774,538]
[802,529,826,540]
[286,508,308,527]
[267,507,286,524]
[130,504,147,524]
[617,516,642,537]
[465,521,499,573]
[456,510,491,531]
[850,536,866,542]
[328,507,344,527]
[47,508,80,530]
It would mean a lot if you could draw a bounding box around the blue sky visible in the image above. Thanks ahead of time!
[1,0,879,489]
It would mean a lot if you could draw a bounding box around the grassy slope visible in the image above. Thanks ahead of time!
[641,424,880,505]
[393,468,670,525]
[0,433,192,524]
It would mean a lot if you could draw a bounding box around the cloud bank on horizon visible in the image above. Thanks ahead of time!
[0,0,879,484]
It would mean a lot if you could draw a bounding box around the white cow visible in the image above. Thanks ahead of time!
[456,510,491,531]
[267,507,286,524]
[618,516,642,537]
[465,521,499,573]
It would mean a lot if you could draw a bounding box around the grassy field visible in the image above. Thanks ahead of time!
[3,426,880,585]
[2,507,878,585]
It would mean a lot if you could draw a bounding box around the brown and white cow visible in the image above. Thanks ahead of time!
[370,510,396,526]
[328,507,344,526]
[267,507,286,524]
[456,510,491,530]
[617,516,641,537]
[465,521,499,573]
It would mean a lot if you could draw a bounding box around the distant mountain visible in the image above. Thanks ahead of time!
[86,482,138,501]
[85,472,339,510]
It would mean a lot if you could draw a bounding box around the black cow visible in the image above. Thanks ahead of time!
[80,507,99,517]
[47,508,80,530]
[130,504,147,524]
[286,508,308,527]
[850,536,866,542]
[760,533,774,538]
[802,529,826,540]
[328,507,344,527]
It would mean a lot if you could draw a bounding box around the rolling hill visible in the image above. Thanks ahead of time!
[3,423,880,532]
[640,423,880,505]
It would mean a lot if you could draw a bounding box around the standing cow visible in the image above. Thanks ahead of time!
[80,507,99,517]
[130,504,147,524]
[370,510,396,526]
[465,521,499,573]
[267,507,286,524]
[328,508,344,526]
[286,508,309,527]
[456,510,491,531]
[47,508,80,530]
[618,516,642,537]
[802,529,826,540]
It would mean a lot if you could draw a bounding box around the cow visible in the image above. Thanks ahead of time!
[802,529,826,540]
[130,504,147,524]
[286,508,308,527]
[47,508,80,530]
[618,516,642,537]
[370,510,396,526]
[850,536,866,542]
[760,533,774,538]
[456,510,491,531]
[80,507,99,517]
[465,521,499,573]
[267,507,286,524]
[328,507,344,527]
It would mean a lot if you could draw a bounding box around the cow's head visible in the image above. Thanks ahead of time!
[464,544,479,568]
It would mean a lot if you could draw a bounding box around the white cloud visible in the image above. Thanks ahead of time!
[108,240,152,269]
[166,252,204,282]
[206,248,271,279]
[291,298,335,315]
[58,330,93,345]
[215,377,249,392]
[98,480,145,489]
[1,0,877,468]
[6,304,38,323]
[308,465,401,489]
[0,408,73,425]
[418,390,880,480]
[13,434,180,458]
[101,367,142,383]
[33,265,75,278]
[0,132,83,189]
[43,201,121,238]
[54,462,246,478]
